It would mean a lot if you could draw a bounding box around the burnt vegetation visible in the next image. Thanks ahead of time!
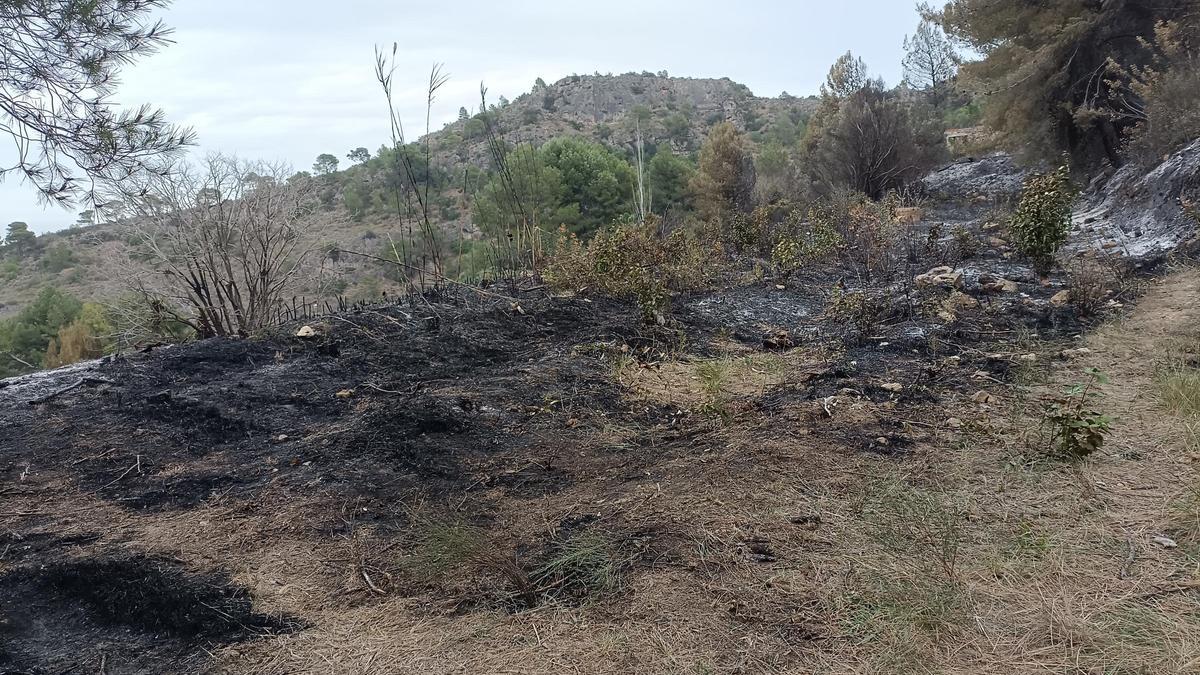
[3,1,1200,673]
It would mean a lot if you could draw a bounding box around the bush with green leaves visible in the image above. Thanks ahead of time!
[771,209,843,279]
[1043,368,1115,458]
[545,221,721,321]
[1010,165,1076,277]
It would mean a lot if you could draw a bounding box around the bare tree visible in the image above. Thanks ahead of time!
[115,155,324,338]
[0,0,193,204]
[902,17,961,102]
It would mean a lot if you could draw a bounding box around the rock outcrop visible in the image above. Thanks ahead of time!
[1070,139,1200,259]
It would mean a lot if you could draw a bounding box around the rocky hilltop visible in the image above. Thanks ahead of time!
[436,72,817,165]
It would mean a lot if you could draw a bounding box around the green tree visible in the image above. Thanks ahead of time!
[4,222,37,257]
[40,243,78,272]
[313,153,340,175]
[663,113,691,146]
[540,137,635,235]
[347,147,371,164]
[755,143,793,202]
[0,286,82,376]
[932,0,1196,165]
[0,0,193,204]
[44,302,111,368]
[902,16,959,101]
[342,184,367,220]
[473,143,570,235]
[648,148,694,213]
[821,51,871,100]
[690,122,756,221]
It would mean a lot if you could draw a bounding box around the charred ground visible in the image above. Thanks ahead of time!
[2,152,1199,674]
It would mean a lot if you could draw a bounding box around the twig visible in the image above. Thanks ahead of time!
[1,350,36,370]
[362,382,421,397]
[1139,581,1200,599]
[1118,535,1138,580]
[361,568,386,595]
[27,376,115,405]
[98,456,142,491]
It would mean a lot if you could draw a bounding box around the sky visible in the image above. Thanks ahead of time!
[1,0,921,233]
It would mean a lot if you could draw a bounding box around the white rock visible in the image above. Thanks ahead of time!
[295,325,318,338]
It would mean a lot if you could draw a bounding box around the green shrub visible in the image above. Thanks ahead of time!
[1043,368,1115,458]
[1010,165,1076,278]
[544,221,721,321]
[771,209,842,278]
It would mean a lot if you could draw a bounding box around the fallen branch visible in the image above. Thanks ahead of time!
[27,376,115,405]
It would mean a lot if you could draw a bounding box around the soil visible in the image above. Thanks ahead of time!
[2,187,1196,673]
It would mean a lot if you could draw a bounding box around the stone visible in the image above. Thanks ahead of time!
[335,389,354,399]
[915,266,964,289]
[1050,290,1071,307]
[981,278,1018,293]
[895,207,924,224]
[943,291,980,312]
[295,325,318,338]
[1018,353,1037,363]
[1061,347,1092,359]
[881,382,904,393]
[945,417,964,429]
[971,390,996,404]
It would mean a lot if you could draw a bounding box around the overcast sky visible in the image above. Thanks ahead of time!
[2,0,921,233]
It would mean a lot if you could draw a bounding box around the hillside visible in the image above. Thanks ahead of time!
[0,73,819,322]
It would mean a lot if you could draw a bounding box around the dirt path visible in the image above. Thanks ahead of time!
[960,266,1200,674]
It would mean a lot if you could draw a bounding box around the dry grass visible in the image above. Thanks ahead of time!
[11,272,1200,673]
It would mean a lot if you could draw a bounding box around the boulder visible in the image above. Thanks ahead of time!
[915,266,964,289]
[1050,290,1072,307]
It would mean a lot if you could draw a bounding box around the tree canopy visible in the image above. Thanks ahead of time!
[0,0,193,204]
[930,0,1198,165]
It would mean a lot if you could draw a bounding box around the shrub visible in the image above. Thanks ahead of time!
[949,225,979,264]
[826,287,893,345]
[834,192,907,284]
[1043,368,1115,458]
[771,210,842,279]
[530,531,628,601]
[544,221,721,321]
[1010,165,1076,278]
[1066,261,1111,317]
[1113,21,1200,164]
